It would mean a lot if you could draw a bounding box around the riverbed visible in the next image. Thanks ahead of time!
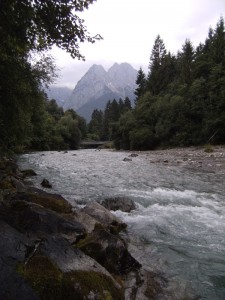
[18,147,225,299]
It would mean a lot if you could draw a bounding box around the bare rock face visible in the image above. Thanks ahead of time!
[63,63,137,120]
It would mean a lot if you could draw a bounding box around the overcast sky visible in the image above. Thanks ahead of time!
[51,0,225,89]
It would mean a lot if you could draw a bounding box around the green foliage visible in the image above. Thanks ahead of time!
[88,98,132,142]
[113,17,225,150]
[0,0,99,153]
[130,128,158,150]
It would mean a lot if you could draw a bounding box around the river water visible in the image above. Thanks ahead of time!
[18,149,225,299]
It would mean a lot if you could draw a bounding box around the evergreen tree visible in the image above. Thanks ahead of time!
[147,35,167,95]
[134,67,146,104]
[124,97,132,111]
[177,39,195,85]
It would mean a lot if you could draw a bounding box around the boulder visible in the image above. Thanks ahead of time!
[1,201,85,243]
[41,178,52,188]
[19,236,123,300]
[6,187,72,214]
[123,157,132,162]
[129,153,138,157]
[82,201,122,225]
[77,226,141,275]
[102,196,136,212]
[21,169,37,177]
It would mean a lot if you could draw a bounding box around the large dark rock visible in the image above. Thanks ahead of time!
[0,220,39,300]
[6,187,72,214]
[41,178,52,188]
[21,169,37,177]
[0,201,85,243]
[77,226,141,276]
[101,196,136,212]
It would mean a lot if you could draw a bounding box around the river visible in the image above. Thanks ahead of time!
[18,149,225,299]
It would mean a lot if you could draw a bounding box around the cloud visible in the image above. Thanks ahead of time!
[51,0,225,87]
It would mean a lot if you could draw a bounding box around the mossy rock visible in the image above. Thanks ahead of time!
[17,255,63,300]
[63,271,124,300]
[9,190,72,214]
[76,228,141,276]
[28,193,72,213]
[17,254,124,300]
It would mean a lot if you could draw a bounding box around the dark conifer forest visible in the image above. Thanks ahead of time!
[90,18,225,150]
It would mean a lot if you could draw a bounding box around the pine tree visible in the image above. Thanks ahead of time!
[177,39,195,85]
[134,67,146,104]
[147,35,167,95]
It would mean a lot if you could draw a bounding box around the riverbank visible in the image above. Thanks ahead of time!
[0,156,168,299]
[126,145,225,173]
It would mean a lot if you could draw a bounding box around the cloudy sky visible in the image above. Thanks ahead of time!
[51,0,225,88]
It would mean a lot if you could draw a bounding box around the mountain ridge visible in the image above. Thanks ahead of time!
[63,62,137,120]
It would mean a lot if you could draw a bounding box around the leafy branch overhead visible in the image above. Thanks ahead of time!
[0,0,101,153]
[0,0,102,60]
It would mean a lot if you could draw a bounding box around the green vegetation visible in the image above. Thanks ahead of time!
[18,254,123,300]
[87,97,132,142]
[89,17,225,150]
[0,0,100,154]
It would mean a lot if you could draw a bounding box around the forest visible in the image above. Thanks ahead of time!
[0,0,224,153]
[89,17,225,150]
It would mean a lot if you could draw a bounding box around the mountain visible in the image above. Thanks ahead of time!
[63,63,137,121]
[46,86,73,107]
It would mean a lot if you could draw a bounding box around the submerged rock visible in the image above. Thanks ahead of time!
[41,178,52,188]
[123,157,132,162]
[102,196,136,212]
[21,169,37,177]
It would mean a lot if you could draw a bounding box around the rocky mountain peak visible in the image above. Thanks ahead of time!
[63,62,137,120]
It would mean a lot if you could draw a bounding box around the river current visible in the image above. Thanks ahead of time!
[18,149,225,299]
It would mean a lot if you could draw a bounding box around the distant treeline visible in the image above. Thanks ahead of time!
[89,17,225,150]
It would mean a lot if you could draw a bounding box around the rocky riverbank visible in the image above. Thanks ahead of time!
[0,156,167,300]
[123,145,225,174]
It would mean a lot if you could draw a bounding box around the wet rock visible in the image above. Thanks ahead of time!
[1,201,85,243]
[21,169,37,177]
[82,201,122,226]
[129,153,138,157]
[77,226,141,276]
[102,196,136,212]
[123,157,132,162]
[72,210,98,233]
[41,178,52,188]
[0,220,39,300]
[11,176,25,190]
[6,188,72,213]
